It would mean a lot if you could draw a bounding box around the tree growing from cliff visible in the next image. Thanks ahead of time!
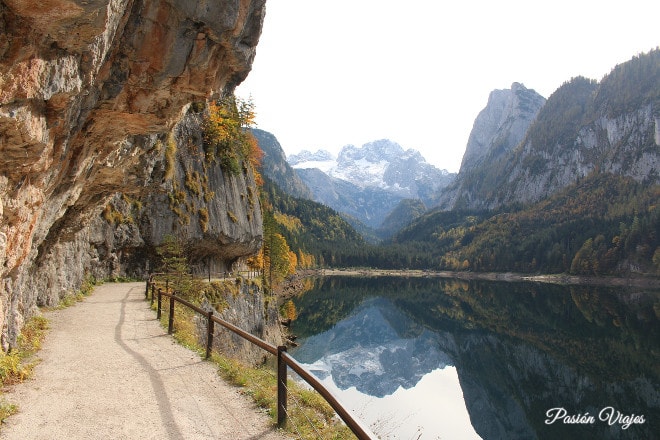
[203,96,260,177]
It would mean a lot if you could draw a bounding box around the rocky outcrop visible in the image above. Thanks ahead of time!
[137,110,263,274]
[501,103,660,205]
[437,51,660,211]
[0,0,266,350]
[460,82,546,171]
[199,279,282,365]
[436,82,545,209]
[252,128,313,200]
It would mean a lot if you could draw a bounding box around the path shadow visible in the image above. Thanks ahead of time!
[114,287,185,440]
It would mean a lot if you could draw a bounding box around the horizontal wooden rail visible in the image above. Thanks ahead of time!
[146,275,373,439]
[210,314,278,356]
[281,351,374,439]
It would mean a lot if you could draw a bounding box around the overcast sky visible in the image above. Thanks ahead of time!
[236,1,660,172]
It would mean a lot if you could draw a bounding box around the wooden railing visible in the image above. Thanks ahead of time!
[145,275,373,439]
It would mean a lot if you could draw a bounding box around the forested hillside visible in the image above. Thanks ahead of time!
[260,179,365,269]
[316,173,659,275]
[397,173,658,274]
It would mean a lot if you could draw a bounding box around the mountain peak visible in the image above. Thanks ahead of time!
[288,138,456,230]
[459,82,546,172]
[338,139,406,164]
[288,149,336,164]
[299,139,450,194]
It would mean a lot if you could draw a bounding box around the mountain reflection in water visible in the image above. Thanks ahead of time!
[293,297,452,398]
[288,276,660,440]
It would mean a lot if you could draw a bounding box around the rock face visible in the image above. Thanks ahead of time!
[501,102,660,206]
[0,0,266,349]
[460,83,546,171]
[437,83,545,209]
[251,128,313,200]
[199,279,282,365]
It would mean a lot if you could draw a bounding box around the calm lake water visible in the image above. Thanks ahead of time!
[288,276,660,440]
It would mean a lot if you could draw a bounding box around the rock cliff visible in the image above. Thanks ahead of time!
[460,82,546,171]
[436,82,545,209]
[0,0,266,350]
[438,51,660,210]
[251,128,313,200]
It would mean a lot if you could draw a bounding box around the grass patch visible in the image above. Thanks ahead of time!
[164,131,177,181]
[0,401,17,424]
[210,353,355,438]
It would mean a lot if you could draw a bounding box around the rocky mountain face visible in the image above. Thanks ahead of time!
[0,0,267,350]
[294,167,402,231]
[251,128,312,199]
[438,51,660,210]
[437,82,546,209]
[461,83,546,171]
[498,77,659,207]
[289,139,455,230]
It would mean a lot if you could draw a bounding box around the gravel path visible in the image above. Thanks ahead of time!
[1,282,290,440]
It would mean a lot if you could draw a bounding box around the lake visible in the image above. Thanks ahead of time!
[288,276,660,439]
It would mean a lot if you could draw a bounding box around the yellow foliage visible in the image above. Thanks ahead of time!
[247,249,264,271]
[281,300,297,321]
[274,212,303,232]
[164,132,177,180]
[287,250,297,275]
[102,203,124,224]
[198,208,209,232]
[247,134,264,186]
[297,250,315,268]
[203,96,261,178]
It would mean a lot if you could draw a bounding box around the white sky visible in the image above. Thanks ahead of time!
[237,0,660,172]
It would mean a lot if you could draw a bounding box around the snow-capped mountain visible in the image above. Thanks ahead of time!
[290,139,453,199]
[288,139,456,232]
[287,149,336,173]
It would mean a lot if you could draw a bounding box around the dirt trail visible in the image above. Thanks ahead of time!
[1,282,290,440]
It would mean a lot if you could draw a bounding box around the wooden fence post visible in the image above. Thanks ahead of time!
[157,288,162,319]
[168,292,175,334]
[277,345,288,427]
[206,312,214,360]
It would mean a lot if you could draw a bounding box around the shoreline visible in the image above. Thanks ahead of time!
[297,268,660,289]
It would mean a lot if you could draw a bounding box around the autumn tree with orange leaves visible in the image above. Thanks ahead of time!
[203,95,262,182]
